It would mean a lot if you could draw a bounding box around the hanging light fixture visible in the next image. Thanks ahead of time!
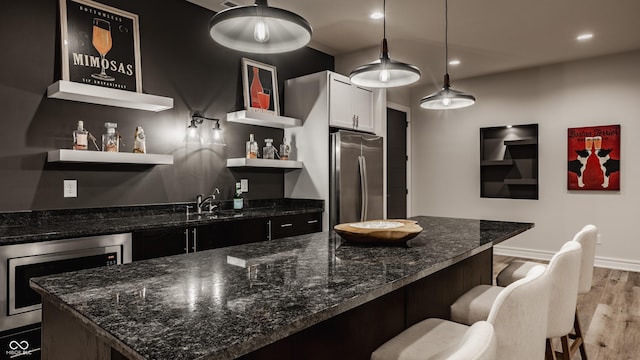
[208,0,312,54]
[420,0,475,109]
[349,0,420,88]
[186,112,226,146]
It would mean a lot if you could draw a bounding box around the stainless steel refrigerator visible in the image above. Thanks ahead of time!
[330,130,384,227]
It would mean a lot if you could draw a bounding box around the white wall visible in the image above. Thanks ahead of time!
[408,49,640,271]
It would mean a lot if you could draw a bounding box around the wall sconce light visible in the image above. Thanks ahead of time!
[186,112,226,146]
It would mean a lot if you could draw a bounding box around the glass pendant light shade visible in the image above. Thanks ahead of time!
[209,0,312,54]
[420,74,476,109]
[350,39,421,88]
[210,120,227,146]
[185,120,203,144]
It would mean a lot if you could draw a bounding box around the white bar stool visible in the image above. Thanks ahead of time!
[371,265,549,360]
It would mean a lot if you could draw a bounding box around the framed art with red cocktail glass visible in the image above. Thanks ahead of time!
[59,0,142,92]
[241,58,279,116]
[567,125,620,191]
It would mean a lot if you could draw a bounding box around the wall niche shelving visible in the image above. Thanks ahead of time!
[480,124,538,200]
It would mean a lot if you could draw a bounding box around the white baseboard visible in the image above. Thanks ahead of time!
[494,245,640,273]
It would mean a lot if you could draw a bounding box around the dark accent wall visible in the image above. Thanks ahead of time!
[0,0,334,211]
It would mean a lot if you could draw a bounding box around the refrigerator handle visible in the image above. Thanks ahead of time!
[358,155,368,221]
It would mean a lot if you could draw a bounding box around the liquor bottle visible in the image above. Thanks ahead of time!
[102,122,119,152]
[246,134,259,159]
[133,126,146,154]
[233,182,244,210]
[73,121,88,150]
[250,66,263,108]
[263,138,275,159]
[279,137,290,160]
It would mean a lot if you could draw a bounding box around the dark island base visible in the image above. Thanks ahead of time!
[41,249,491,360]
[239,248,492,360]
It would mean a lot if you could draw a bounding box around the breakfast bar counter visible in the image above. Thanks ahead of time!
[30,216,533,360]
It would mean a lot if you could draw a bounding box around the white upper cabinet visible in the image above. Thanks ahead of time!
[328,73,374,133]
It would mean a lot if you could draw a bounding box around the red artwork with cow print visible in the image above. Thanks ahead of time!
[567,125,620,190]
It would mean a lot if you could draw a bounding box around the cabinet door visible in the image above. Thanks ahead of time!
[270,212,323,240]
[329,74,356,129]
[352,85,374,133]
[225,218,270,245]
[192,223,229,251]
[132,227,189,261]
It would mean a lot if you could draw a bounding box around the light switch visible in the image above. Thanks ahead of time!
[64,179,77,198]
[240,179,248,192]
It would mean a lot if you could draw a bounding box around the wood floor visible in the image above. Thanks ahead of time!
[493,255,640,360]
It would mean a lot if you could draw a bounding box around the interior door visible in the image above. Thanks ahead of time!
[387,107,407,219]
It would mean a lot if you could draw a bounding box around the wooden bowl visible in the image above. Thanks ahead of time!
[334,219,423,244]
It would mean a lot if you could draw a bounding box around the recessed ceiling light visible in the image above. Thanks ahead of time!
[448,59,461,66]
[577,33,594,41]
[370,12,384,19]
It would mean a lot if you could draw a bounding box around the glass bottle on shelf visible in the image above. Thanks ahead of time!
[233,182,244,210]
[102,122,119,152]
[250,66,263,109]
[133,126,146,154]
[246,133,259,159]
[73,120,88,150]
[279,137,290,160]
[263,138,276,159]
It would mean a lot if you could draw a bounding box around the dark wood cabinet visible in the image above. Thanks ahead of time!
[132,211,323,261]
[270,212,322,240]
[132,224,224,261]
[480,124,538,199]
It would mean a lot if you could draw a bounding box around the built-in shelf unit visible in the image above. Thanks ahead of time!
[480,124,538,199]
[47,80,174,112]
[226,110,304,170]
[47,149,174,165]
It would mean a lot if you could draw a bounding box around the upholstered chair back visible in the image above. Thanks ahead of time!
[486,265,549,360]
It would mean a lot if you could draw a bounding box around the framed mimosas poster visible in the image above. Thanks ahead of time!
[59,0,142,92]
[241,58,279,116]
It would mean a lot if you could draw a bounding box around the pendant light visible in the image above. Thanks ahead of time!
[349,0,420,88]
[209,0,312,54]
[420,0,475,109]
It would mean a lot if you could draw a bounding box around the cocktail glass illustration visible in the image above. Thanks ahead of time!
[258,89,271,110]
[585,137,593,151]
[91,18,115,81]
[593,136,602,150]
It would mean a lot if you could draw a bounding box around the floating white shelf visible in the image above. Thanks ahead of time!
[226,158,303,169]
[47,80,174,112]
[47,149,174,165]
[227,110,302,129]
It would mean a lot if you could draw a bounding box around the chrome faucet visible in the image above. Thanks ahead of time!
[196,188,220,214]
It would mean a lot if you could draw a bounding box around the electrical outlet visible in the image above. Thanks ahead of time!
[596,234,602,245]
[240,179,248,192]
[64,180,77,198]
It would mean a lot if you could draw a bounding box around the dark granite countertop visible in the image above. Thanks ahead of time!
[0,199,323,246]
[30,216,533,360]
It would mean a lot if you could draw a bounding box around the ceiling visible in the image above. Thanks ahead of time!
[187,0,640,87]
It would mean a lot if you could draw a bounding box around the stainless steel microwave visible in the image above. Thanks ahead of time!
[0,233,132,334]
